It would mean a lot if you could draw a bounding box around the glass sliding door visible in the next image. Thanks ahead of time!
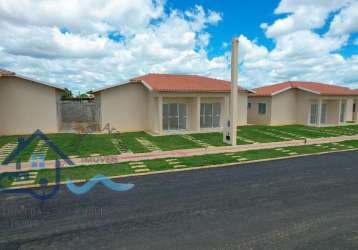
[200,103,221,128]
[163,103,187,131]
[310,103,318,125]
[169,103,178,130]
[213,103,221,127]
[320,103,327,124]
[178,104,187,130]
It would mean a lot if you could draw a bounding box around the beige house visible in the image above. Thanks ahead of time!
[248,81,358,126]
[93,74,252,135]
[0,69,64,135]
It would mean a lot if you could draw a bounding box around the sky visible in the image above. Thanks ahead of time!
[0,0,357,93]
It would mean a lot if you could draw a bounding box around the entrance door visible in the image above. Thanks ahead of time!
[163,103,187,131]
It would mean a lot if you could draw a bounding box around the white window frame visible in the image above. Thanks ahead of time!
[257,103,267,115]
[309,102,319,125]
[320,103,328,124]
[200,102,221,129]
[162,103,188,131]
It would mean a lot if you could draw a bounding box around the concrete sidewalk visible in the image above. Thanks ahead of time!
[1,135,358,173]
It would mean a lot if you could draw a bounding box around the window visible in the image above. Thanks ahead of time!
[353,103,356,113]
[163,103,187,130]
[310,103,318,124]
[200,103,221,128]
[257,103,266,115]
[248,102,252,109]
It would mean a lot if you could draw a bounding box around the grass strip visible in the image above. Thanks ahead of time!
[2,140,358,188]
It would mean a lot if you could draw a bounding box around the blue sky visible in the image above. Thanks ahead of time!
[167,0,279,55]
[0,0,357,92]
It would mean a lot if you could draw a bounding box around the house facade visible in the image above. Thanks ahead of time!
[248,81,358,126]
[93,74,251,135]
[0,69,64,135]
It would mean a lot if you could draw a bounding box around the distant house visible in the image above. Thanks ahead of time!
[0,69,64,135]
[248,81,358,126]
[93,74,252,135]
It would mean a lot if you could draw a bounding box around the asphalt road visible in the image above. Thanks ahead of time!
[1,151,358,250]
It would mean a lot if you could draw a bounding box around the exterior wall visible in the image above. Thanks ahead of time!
[248,89,357,126]
[247,96,272,125]
[271,89,297,125]
[346,98,354,122]
[0,77,60,135]
[326,100,340,124]
[98,86,249,135]
[293,90,315,125]
[147,93,159,133]
[99,83,149,132]
[237,91,248,125]
[353,99,358,123]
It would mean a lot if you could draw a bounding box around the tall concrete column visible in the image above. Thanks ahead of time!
[230,38,239,146]
[158,96,163,135]
[195,96,201,132]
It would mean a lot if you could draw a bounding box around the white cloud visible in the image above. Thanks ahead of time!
[262,0,352,38]
[250,0,358,88]
[0,0,357,92]
[329,1,358,35]
[0,0,226,92]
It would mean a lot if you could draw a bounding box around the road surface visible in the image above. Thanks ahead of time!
[1,151,358,249]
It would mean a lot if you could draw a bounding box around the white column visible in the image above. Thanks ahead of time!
[195,96,201,132]
[230,38,239,146]
[158,96,163,135]
[317,98,322,127]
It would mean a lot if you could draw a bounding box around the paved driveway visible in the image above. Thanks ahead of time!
[1,151,358,249]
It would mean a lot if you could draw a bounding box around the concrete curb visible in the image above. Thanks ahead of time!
[4,147,358,191]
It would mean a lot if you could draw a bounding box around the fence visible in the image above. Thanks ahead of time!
[59,99,100,133]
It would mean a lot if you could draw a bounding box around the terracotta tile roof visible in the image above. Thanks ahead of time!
[0,68,15,77]
[131,74,251,93]
[251,81,358,96]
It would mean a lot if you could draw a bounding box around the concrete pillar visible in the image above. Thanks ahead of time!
[195,96,201,132]
[229,38,239,146]
[158,96,163,135]
[317,98,322,127]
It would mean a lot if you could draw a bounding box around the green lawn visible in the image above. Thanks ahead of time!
[2,139,357,188]
[1,124,358,163]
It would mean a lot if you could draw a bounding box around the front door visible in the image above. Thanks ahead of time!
[163,103,187,131]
